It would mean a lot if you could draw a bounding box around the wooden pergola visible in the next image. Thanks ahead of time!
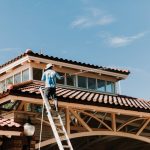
[0,81,150,149]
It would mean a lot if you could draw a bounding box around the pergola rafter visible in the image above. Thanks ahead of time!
[0,94,150,149]
[32,101,150,149]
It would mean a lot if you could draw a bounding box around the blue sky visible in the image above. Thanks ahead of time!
[0,0,150,99]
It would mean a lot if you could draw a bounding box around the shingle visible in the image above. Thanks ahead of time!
[93,94,99,102]
[0,51,130,75]
[0,80,150,112]
[75,91,86,100]
[87,93,95,101]
[0,118,21,128]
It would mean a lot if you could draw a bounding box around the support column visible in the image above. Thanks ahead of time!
[65,107,70,134]
[111,113,116,132]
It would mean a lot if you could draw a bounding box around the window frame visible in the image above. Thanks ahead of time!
[77,76,88,89]
[33,68,43,81]
[22,69,29,82]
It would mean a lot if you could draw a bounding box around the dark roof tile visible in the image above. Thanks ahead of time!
[0,51,130,75]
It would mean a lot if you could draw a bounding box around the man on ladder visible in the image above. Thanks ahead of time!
[40,64,74,150]
[41,63,62,111]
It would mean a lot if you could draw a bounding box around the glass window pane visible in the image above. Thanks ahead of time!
[97,80,105,92]
[0,80,6,92]
[106,81,115,93]
[106,81,113,93]
[22,69,29,82]
[112,82,115,93]
[32,104,42,113]
[88,78,96,90]
[14,73,21,84]
[33,68,43,80]
[56,72,65,84]
[66,74,76,86]
[6,76,13,85]
[78,76,87,88]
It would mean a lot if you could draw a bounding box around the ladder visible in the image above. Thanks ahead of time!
[39,87,73,150]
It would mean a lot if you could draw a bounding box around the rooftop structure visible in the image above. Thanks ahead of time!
[0,50,149,150]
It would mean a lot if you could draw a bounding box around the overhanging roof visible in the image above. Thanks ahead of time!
[0,118,22,136]
[0,50,130,75]
[0,80,149,113]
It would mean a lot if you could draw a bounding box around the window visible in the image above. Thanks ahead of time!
[66,74,76,86]
[0,80,5,92]
[6,76,13,86]
[33,68,43,80]
[112,82,115,93]
[22,69,29,82]
[106,81,115,93]
[14,73,21,84]
[56,72,65,84]
[97,80,105,92]
[88,78,96,90]
[78,76,87,88]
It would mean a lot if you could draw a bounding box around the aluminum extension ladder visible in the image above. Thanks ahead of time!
[39,87,73,150]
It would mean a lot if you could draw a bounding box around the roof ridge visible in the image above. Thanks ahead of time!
[0,50,130,75]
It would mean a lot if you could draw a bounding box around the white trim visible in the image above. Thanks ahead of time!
[28,56,128,79]
[29,66,33,80]
[0,56,29,74]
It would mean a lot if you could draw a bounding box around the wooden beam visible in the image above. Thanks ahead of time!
[111,113,116,132]
[17,102,25,111]
[65,108,70,134]
[96,114,150,131]
[0,95,11,105]
[70,126,109,132]
[70,109,92,132]
[117,117,147,132]
[79,110,112,131]
[8,95,150,118]
[136,119,150,136]
[35,131,150,149]
[0,130,22,136]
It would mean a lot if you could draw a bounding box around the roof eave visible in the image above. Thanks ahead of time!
[28,55,129,79]
[0,55,29,75]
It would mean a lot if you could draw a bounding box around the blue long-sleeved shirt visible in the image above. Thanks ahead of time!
[41,69,61,88]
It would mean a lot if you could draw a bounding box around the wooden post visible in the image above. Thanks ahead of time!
[65,107,70,134]
[111,113,116,132]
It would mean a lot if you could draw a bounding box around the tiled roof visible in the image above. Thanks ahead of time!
[0,118,21,128]
[1,80,150,113]
[0,50,130,75]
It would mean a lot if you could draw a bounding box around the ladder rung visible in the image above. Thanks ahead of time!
[50,109,57,112]
[57,129,65,134]
[39,88,73,150]
[53,116,59,120]
[55,123,62,127]
[63,145,70,148]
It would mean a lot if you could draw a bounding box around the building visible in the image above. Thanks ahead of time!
[0,49,150,150]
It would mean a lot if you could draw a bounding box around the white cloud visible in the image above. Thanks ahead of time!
[105,32,147,47]
[71,8,115,28]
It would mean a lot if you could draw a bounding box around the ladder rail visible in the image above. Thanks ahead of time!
[39,87,64,150]
[58,114,73,150]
